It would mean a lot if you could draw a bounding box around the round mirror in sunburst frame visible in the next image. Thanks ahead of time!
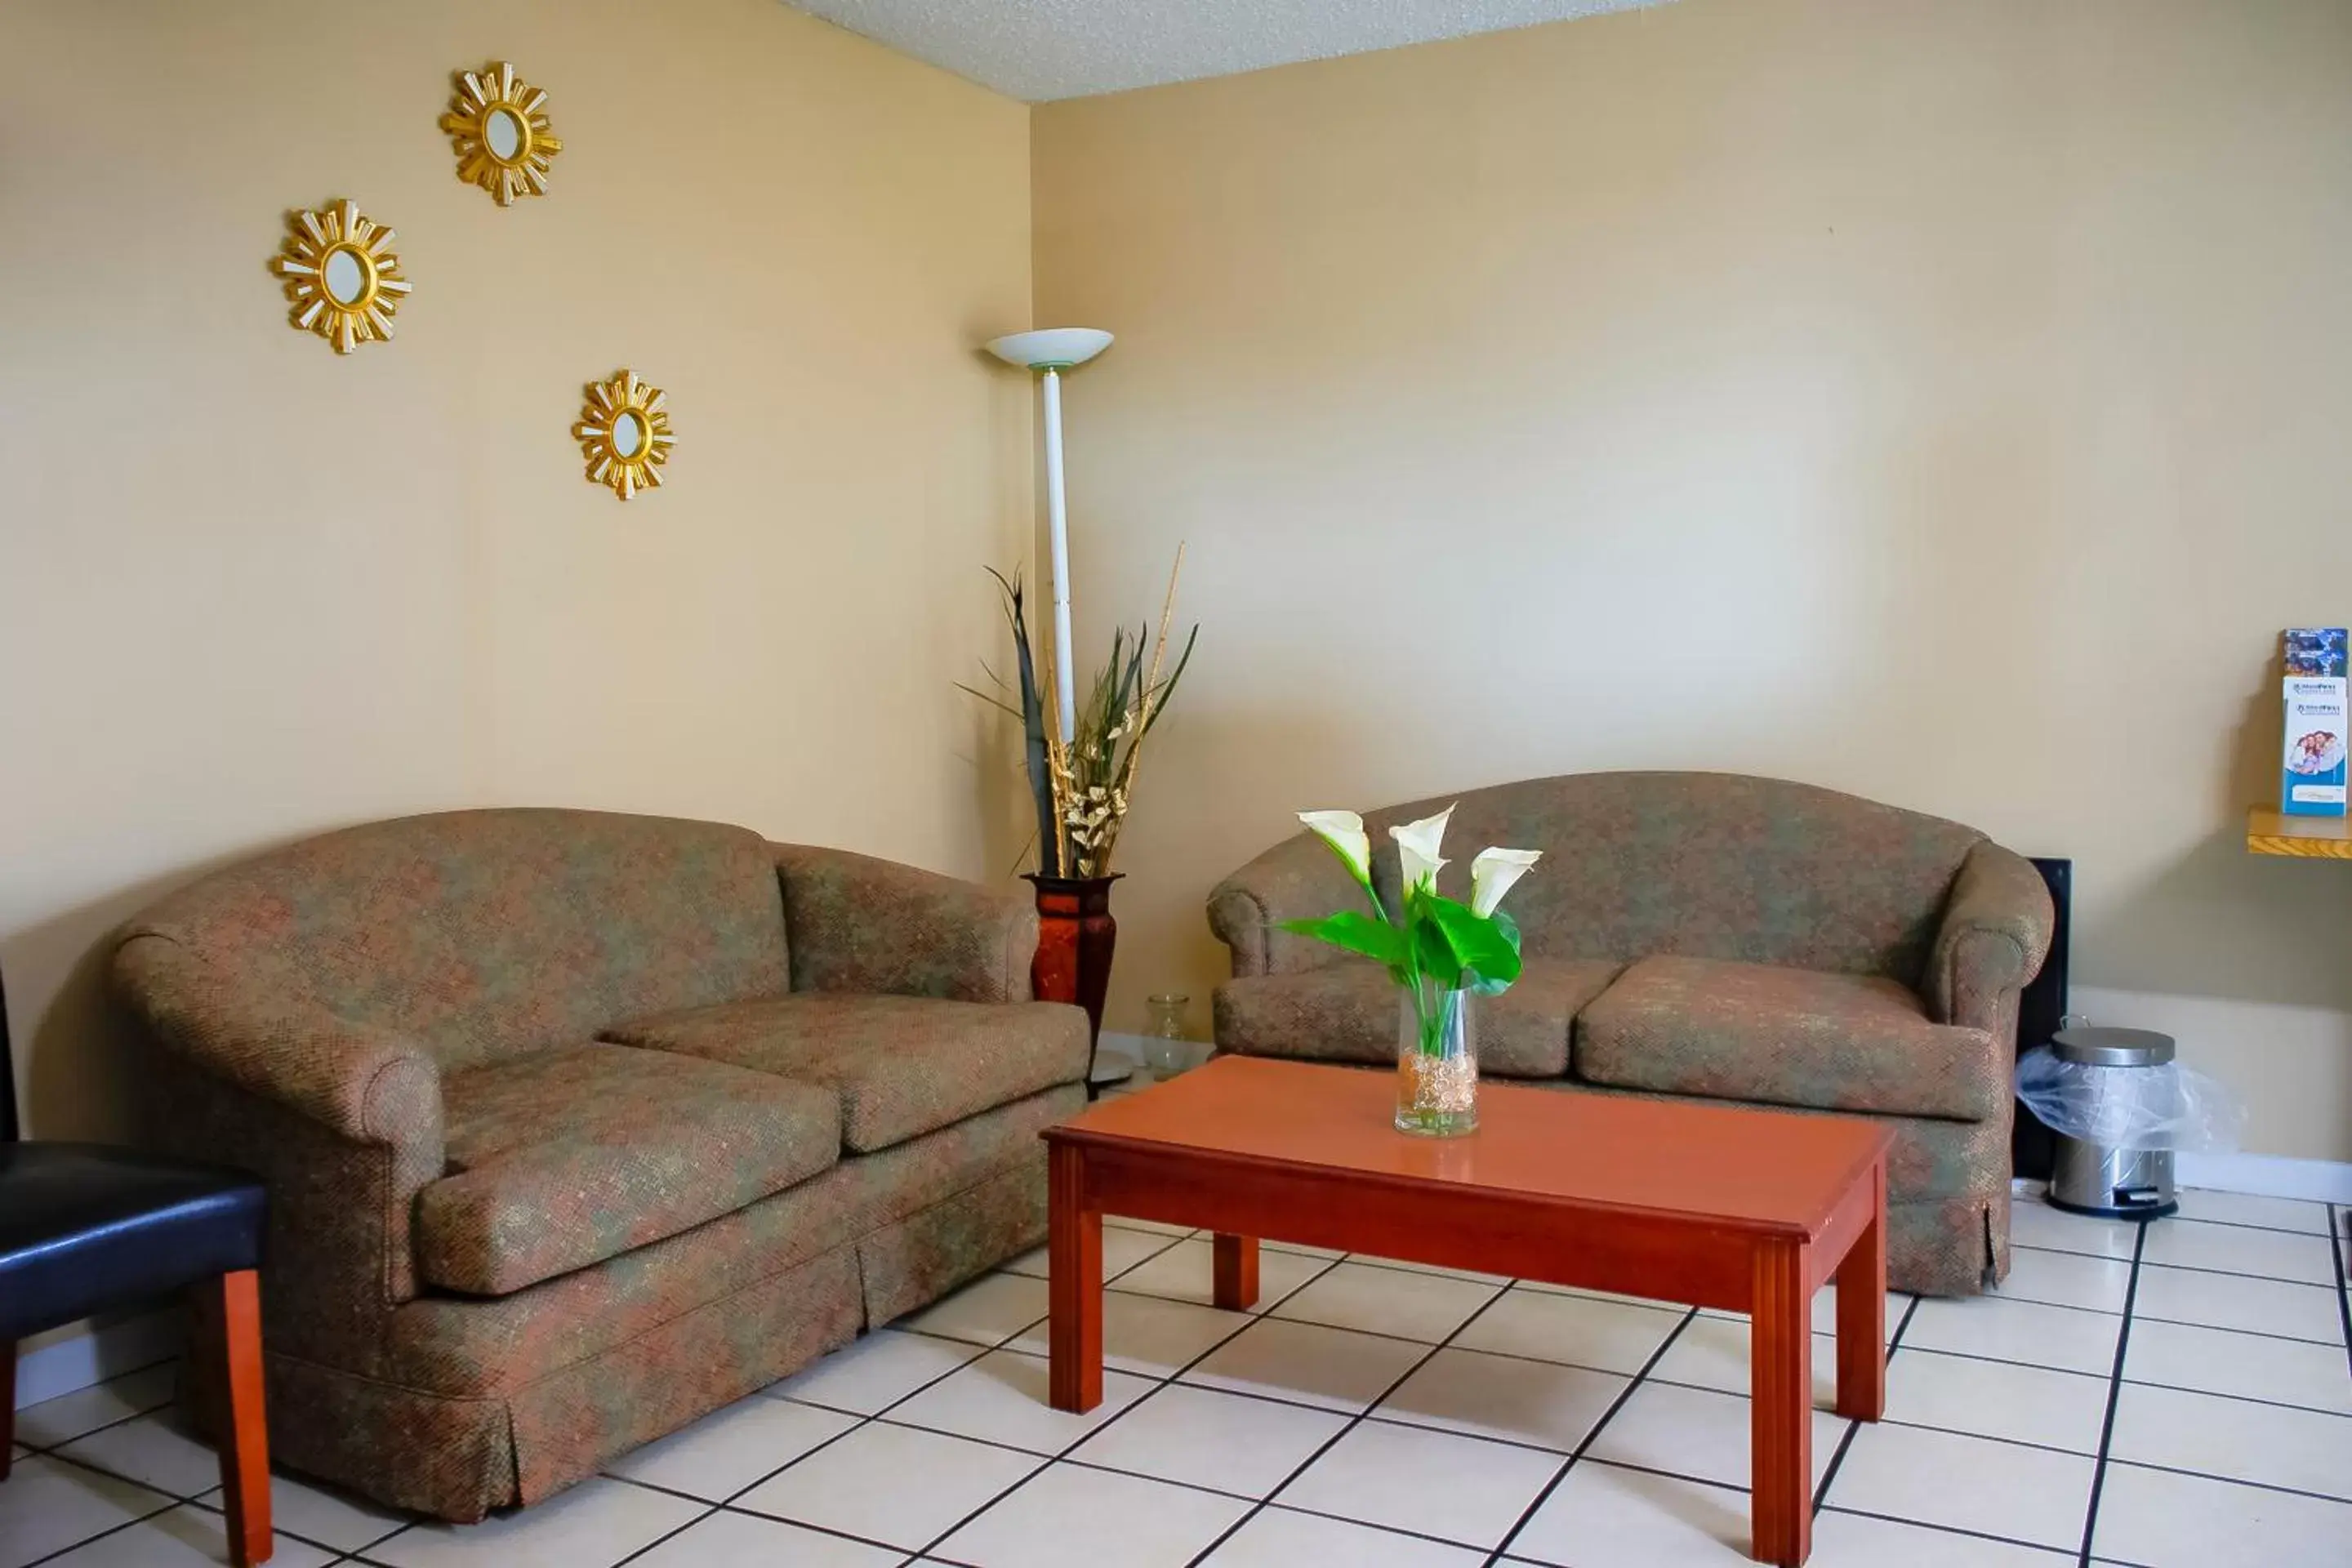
[573,371,675,501]
[270,199,410,355]
[440,61,563,207]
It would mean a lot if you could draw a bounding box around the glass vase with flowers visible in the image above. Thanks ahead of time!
[1282,807,1540,1136]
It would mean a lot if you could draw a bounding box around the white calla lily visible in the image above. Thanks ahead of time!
[1471,847,1542,917]
[1389,805,1455,893]
[1297,809,1374,887]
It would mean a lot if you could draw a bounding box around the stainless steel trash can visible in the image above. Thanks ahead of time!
[2045,1027,2179,1218]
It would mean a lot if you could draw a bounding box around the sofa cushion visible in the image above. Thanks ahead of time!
[387,1087,1077,1399]
[1575,956,2005,1121]
[416,1044,839,1296]
[1213,959,1624,1078]
[604,996,1090,1153]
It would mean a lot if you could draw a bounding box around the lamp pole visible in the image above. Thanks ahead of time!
[1038,364,1076,744]
[985,327,1115,751]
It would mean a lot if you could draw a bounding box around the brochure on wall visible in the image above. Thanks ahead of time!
[2281,627,2349,817]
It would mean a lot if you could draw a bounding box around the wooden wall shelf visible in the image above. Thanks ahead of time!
[2247,808,2352,860]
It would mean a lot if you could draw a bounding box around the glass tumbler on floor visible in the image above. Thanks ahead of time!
[1143,992,1193,1081]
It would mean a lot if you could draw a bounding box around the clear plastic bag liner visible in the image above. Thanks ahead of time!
[2014,1048,2244,1154]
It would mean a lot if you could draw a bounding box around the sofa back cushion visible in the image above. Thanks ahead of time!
[123,808,791,1069]
[1365,773,1980,987]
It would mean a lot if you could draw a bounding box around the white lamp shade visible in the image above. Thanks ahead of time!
[987,327,1113,371]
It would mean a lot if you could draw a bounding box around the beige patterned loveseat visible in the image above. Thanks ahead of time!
[110,808,1086,1521]
[1209,773,2051,1297]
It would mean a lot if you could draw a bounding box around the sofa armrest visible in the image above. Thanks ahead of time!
[772,844,1037,1003]
[1926,841,2054,1035]
[111,933,444,1152]
[109,932,447,1315]
[1208,830,1374,978]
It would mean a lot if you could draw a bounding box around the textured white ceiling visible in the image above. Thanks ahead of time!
[785,0,1675,101]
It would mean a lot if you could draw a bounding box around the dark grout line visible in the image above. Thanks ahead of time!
[1477,1306,1700,1566]
[2013,1241,2144,1267]
[1994,1290,2131,1316]
[1112,1276,1643,1361]
[1890,1342,2111,1381]
[1553,1452,1741,1496]
[1118,1493,1530,1558]
[1976,1284,2136,1319]
[1311,1254,1512,1286]
[11,1490,181,1568]
[1180,1274,1525,1567]
[2105,1254,2341,1290]
[2075,1216,2149,1568]
[1820,1500,2083,1558]
[2331,1204,2352,1387]
[2140,1210,2334,1241]
[2127,1309,2348,1351]
[9,1379,181,1459]
[2101,1455,2352,1510]
[2016,1233,2344,1295]
[2112,1376,2352,1421]
[2158,1205,2342,1240]
[1270,1497,1526,1554]
[1049,1452,1260,1504]
[1871,1417,2102,1461]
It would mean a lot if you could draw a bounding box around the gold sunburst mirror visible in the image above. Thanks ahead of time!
[440,60,563,206]
[270,199,409,354]
[573,371,676,501]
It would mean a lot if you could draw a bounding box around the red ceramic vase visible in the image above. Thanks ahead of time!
[1026,875,1120,1087]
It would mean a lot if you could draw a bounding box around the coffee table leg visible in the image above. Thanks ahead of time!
[1835,1160,1886,1422]
[1751,1236,1812,1567]
[1049,1143,1102,1413]
[1212,1234,1258,1311]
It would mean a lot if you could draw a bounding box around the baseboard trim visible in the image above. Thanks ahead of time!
[12,1309,182,1410]
[2175,1151,2352,1205]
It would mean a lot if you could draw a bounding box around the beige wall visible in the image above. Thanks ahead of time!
[1036,0,2352,1159]
[0,0,1034,1152]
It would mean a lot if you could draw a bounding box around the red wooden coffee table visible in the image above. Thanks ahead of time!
[1042,1055,1890,1567]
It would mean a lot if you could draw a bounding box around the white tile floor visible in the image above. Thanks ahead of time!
[5,1188,2349,1567]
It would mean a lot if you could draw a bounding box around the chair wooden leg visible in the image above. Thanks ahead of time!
[208,1272,272,1566]
[2,1339,15,1481]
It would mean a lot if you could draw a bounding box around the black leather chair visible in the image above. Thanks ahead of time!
[1,968,275,1565]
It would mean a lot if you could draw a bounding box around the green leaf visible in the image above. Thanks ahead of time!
[1277,911,1410,971]
[992,566,1067,884]
[1423,894,1523,993]
[1408,898,1465,990]
[984,568,1062,877]
[1133,623,1200,746]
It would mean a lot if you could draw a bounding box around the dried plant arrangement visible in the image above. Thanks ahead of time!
[964,546,1198,878]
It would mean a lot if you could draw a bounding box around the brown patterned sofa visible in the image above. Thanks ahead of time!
[1208,773,2051,1298]
[108,808,1087,1521]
